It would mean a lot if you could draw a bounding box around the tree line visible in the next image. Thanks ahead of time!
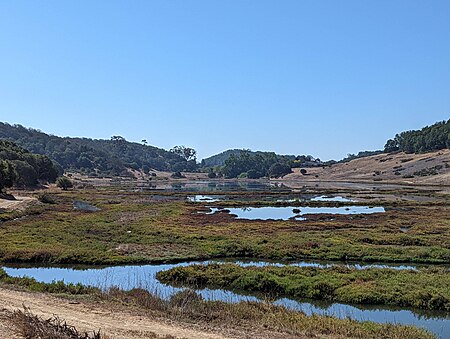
[384,119,450,153]
[205,150,322,179]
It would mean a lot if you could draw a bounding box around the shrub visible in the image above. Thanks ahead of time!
[37,193,56,204]
[56,176,73,190]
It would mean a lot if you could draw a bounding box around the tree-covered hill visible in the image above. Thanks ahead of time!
[0,140,60,189]
[384,119,450,153]
[0,123,196,175]
[202,149,323,179]
[201,149,322,168]
[201,149,244,167]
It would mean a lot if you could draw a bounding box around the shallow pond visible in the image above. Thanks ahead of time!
[202,205,385,220]
[2,259,449,337]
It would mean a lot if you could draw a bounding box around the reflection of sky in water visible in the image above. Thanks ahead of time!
[187,195,222,202]
[203,206,385,220]
[310,195,354,202]
[3,260,449,337]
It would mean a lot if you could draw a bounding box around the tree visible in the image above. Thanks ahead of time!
[56,176,73,190]
[207,168,216,178]
[384,139,399,153]
[170,146,197,161]
[12,160,38,187]
[268,162,292,178]
[141,139,148,146]
[0,160,15,191]
[111,136,126,142]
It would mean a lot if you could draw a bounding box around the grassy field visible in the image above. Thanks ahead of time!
[157,263,450,311]
[0,187,449,265]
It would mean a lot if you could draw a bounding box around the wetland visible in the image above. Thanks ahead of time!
[1,179,450,337]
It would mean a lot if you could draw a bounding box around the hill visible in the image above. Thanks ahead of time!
[0,139,59,189]
[201,149,323,168]
[283,149,450,185]
[201,149,322,179]
[0,123,196,176]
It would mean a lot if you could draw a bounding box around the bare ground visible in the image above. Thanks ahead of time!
[0,196,35,211]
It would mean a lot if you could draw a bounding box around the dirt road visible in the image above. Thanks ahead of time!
[0,287,233,339]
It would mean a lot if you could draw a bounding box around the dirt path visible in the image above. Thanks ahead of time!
[0,287,233,339]
[0,196,34,210]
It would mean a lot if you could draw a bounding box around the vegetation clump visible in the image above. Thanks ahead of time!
[0,139,59,190]
[56,176,73,190]
[157,264,450,311]
[37,193,57,204]
[6,307,101,339]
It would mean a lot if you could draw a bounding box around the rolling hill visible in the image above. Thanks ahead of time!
[0,122,195,176]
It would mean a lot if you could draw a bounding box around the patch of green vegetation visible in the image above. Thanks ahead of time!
[384,119,450,153]
[157,264,450,311]
[0,139,59,190]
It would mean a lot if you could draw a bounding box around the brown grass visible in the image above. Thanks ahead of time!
[6,306,102,339]
[103,288,434,338]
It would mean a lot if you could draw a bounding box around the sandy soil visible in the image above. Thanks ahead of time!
[0,196,35,210]
[0,287,232,339]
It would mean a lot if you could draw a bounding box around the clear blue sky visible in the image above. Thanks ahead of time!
[1,1,449,161]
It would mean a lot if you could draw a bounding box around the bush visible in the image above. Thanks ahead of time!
[300,168,307,175]
[268,162,291,178]
[37,193,56,204]
[56,176,73,190]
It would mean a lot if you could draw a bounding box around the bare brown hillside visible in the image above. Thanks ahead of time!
[284,149,450,185]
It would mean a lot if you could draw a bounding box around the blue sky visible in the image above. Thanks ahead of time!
[1,1,449,161]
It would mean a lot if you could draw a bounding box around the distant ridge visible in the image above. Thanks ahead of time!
[0,122,195,176]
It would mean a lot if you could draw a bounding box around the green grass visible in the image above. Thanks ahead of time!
[157,263,450,311]
[0,188,449,265]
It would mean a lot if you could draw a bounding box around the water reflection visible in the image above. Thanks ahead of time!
[201,205,385,220]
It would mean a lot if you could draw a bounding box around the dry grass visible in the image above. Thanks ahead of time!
[103,288,434,338]
[6,306,101,339]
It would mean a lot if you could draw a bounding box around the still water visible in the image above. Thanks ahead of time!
[202,205,385,220]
